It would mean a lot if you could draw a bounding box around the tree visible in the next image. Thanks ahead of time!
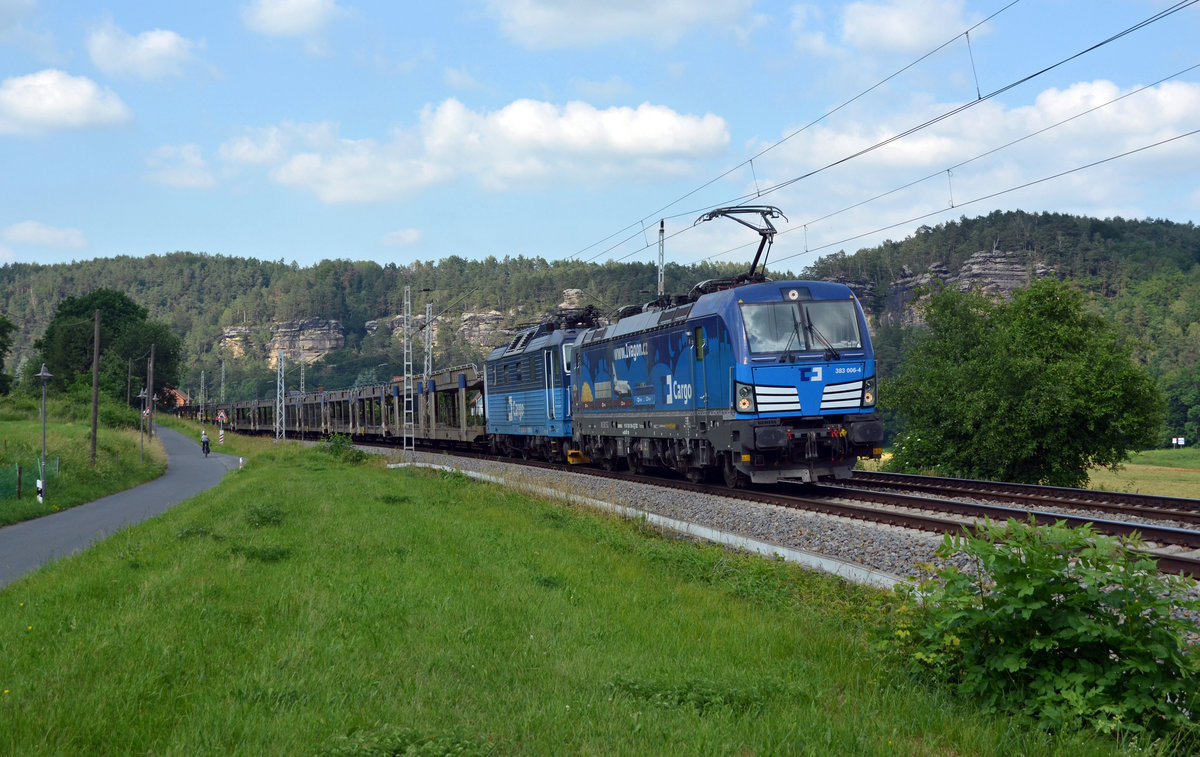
[34,289,182,402]
[884,279,1163,487]
[0,313,15,394]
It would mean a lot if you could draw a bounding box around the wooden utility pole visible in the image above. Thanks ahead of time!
[90,308,100,466]
[147,343,155,437]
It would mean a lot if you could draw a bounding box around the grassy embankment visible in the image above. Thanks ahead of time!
[0,431,1132,756]
[0,397,165,527]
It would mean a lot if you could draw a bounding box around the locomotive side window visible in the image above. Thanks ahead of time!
[694,326,705,361]
[562,344,573,374]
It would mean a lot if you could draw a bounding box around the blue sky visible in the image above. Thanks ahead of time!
[1,0,1197,273]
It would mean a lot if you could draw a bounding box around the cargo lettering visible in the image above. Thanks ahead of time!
[664,374,693,405]
[506,396,525,421]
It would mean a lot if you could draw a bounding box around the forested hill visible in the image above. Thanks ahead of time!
[803,210,1200,444]
[805,210,1200,296]
[1,210,1198,441]
[0,251,754,393]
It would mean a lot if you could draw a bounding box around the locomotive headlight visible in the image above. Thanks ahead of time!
[862,377,876,407]
[734,382,755,413]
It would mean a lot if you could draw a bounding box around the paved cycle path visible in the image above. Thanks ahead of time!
[0,427,239,590]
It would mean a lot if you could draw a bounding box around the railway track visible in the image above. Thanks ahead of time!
[846,470,1200,526]
[398,446,1200,579]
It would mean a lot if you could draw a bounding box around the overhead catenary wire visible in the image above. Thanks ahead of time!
[569,0,1026,264]
[587,8,1199,269]
[769,128,1200,267]
[573,0,1198,268]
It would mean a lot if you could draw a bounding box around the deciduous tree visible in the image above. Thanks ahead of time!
[884,278,1163,487]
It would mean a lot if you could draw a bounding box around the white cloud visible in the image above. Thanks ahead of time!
[790,4,842,58]
[842,0,975,54]
[1,0,36,32]
[255,97,729,203]
[3,220,87,249]
[146,144,216,188]
[272,136,450,204]
[382,228,421,246]
[219,125,289,165]
[570,75,631,100]
[0,243,13,262]
[0,69,132,135]
[747,79,1200,260]
[443,67,481,91]
[86,19,201,80]
[484,0,753,48]
[241,0,344,38]
[0,1,60,65]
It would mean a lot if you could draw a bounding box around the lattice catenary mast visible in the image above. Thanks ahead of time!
[275,349,285,441]
[401,286,415,450]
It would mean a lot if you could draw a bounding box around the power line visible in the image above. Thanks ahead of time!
[769,128,1200,267]
[574,0,1198,267]
[570,0,1027,263]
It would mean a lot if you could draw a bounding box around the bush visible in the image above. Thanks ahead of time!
[322,432,367,464]
[889,517,1200,744]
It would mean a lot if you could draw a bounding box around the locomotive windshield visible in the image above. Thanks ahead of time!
[740,301,862,354]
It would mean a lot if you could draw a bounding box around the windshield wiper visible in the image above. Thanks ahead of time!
[806,319,841,361]
[779,309,803,363]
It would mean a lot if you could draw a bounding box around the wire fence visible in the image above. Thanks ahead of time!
[0,459,61,499]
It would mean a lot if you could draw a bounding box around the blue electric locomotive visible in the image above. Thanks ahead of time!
[570,207,883,485]
[483,307,601,461]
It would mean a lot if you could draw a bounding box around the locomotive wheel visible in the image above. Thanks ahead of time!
[722,455,749,489]
[599,439,621,471]
[627,453,644,475]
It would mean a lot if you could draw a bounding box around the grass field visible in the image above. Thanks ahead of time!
[860,448,1200,499]
[0,397,166,526]
[0,436,1130,756]
[1087,447,1200,498]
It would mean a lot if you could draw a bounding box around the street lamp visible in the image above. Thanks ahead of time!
[137,388,147,463]
[35,363,51,503]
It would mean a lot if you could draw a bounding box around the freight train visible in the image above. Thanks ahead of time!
[185,207,883,485]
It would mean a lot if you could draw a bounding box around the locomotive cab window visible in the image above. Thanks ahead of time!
[805,301,862,349]
[740,301,862,354]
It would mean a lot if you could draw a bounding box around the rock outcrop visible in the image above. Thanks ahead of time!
[879,248,1057,327]
[220,326,253,358]
[265,318,345,368]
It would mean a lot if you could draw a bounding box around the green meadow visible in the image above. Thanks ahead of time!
[0,396,165,526]
[1088,447,1200,498]
[0,433,1130,756]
